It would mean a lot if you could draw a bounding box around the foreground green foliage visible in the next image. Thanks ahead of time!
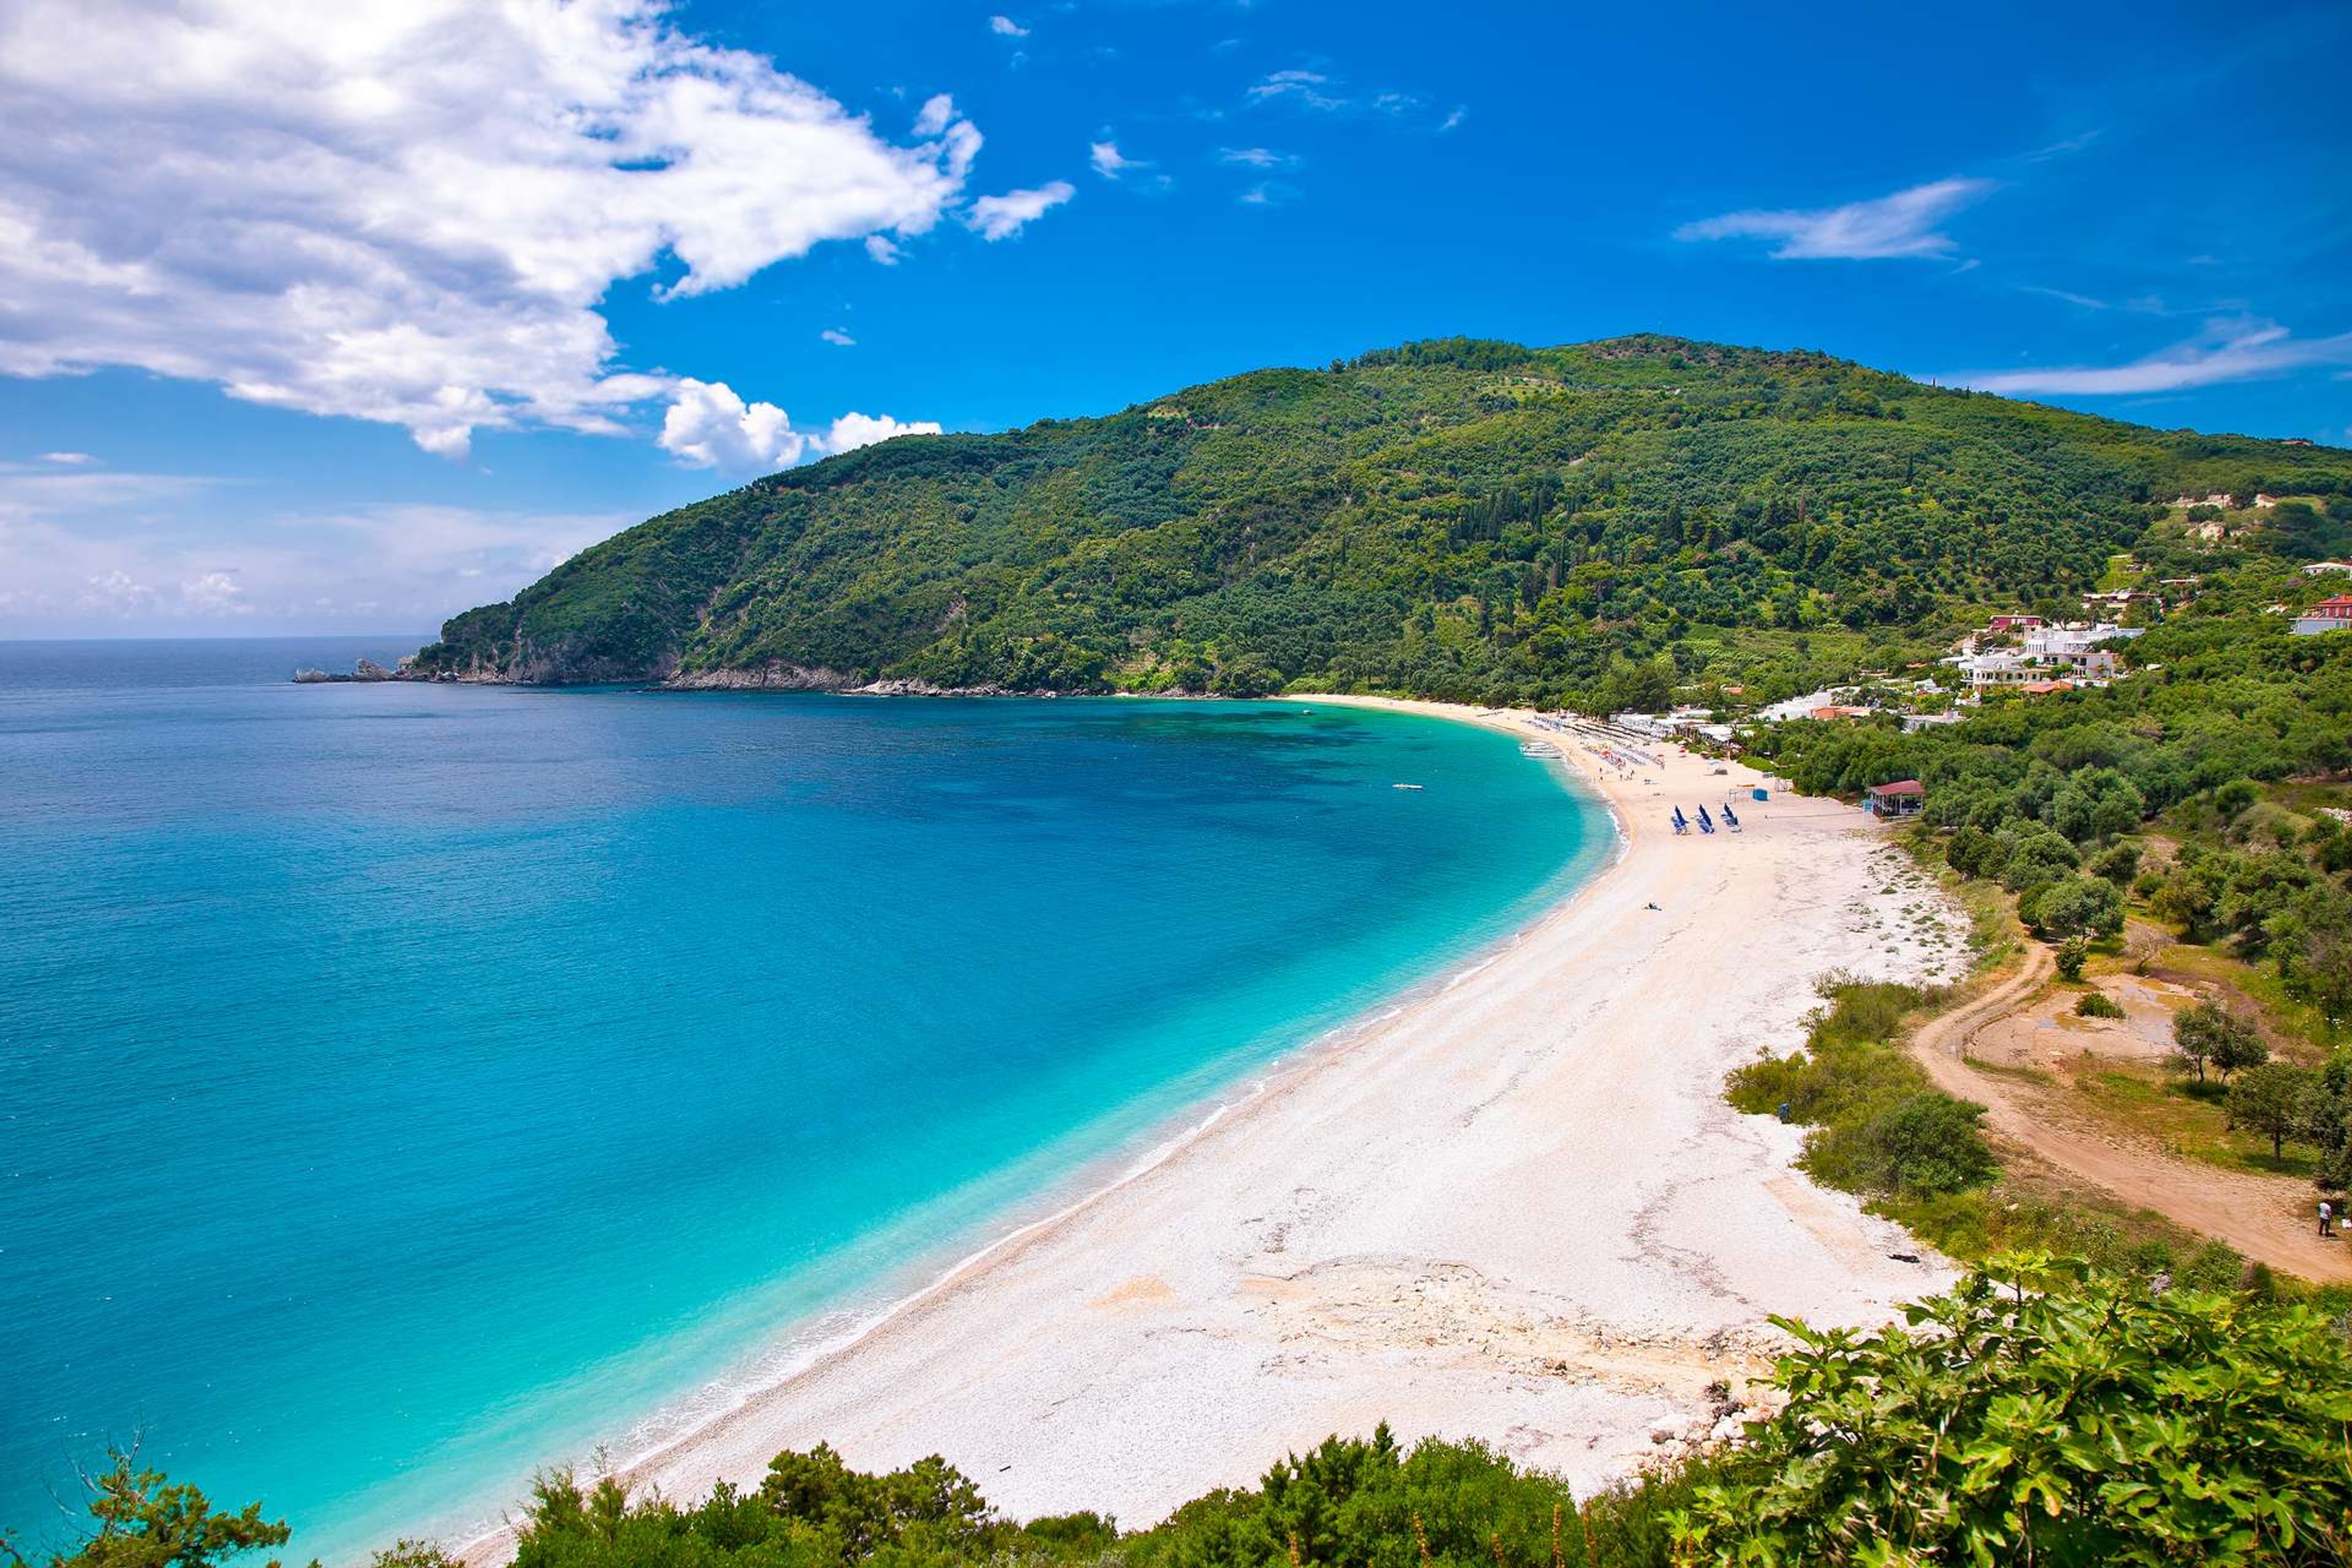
[2,1450,293,1568]
[24,1261,2352,1568]
[1674,1255,2352,1565]
[410,335,2351,703]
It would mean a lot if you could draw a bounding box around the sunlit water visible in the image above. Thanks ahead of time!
[0,638,1608,1560]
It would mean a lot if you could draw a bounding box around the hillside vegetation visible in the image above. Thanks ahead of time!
[410,336,2352,703]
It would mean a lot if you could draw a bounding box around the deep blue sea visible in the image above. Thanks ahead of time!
[0,638,1608,1561]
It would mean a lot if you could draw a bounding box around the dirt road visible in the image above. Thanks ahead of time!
[1908,944,2352,1283]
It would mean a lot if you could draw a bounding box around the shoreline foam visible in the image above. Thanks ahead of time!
[453,696,1963,1562]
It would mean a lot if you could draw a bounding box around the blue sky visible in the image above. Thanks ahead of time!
[2,0,2346,635]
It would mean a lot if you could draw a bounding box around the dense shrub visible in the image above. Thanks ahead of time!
[2019,875,2124,941]
[1672,1255,2352,1564]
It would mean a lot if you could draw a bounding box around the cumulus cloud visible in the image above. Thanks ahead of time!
[657,379,938,472]
[989,15,1029,36]
[913,93,957,137]
[40,450,93,464]
[1090,141,1137,179]
[181,570,246,612]
[1675,178,1994,260]
[0,2,986,457]
[1957,317,2352,397]
[1220,146,1295,169]
[824,411,943,453]
[865,235,904,266]
[965,181,1075,241]
[820,327,856,347]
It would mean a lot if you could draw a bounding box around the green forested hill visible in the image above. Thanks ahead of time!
[412,334,2352,704]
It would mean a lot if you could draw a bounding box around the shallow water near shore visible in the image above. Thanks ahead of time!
[0,639,1607,1561]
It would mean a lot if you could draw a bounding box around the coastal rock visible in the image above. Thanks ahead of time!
[291,657,406,684]
[664,663,859,692]
[659,666,1040,696]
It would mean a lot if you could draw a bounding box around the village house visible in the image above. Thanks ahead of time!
[2302,561,2352,577]
[2293,595,2352,637]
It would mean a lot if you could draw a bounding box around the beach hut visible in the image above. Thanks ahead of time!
[1864,780,1926,820]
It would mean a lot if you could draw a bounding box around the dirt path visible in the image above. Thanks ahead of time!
[1909,945,2352,1283]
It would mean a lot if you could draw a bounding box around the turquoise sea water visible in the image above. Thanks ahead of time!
[0,639,1609,1561]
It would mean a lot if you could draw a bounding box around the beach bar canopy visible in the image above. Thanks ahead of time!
[1865,779,1926,819]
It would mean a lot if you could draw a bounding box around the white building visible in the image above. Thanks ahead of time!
[1754,687,1852,723]
[2021,622,2140,682]
[1950,623,2139,692]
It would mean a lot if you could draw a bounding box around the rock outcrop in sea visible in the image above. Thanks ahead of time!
[291,656,411,684]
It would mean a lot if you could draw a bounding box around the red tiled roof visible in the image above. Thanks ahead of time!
[1868,780,1925,797]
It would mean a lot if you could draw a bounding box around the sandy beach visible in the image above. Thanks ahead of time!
[465,697,1966,1551]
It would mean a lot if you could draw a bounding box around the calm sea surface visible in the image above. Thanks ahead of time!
[0,638,1608,1559]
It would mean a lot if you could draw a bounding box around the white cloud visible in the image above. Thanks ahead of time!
[1439,106,1466,132]
[913,92,957,137]
[865,235,903,266]
[657,379,938,472]
[39,450,93,464]
[181,570,246,612]
[2024,286,2110,310]
[1220,146,1295,168]
[1248,69,1339,109]
[965,181,1074,241]
[825,411,943,453]
[1958,317,2352,398]
[659,379,816,469]
[0,463,626,632]
[1675,178,1995,260]
[989,15,1030,36]
[1090,140,1137,179]
[820,327,856,347]
[0,2,987,458]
